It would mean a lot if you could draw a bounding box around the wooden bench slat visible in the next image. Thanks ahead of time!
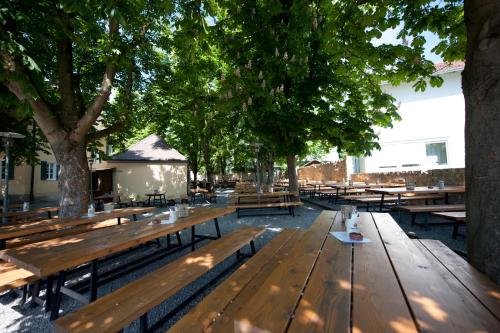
[202,211,336,332]
[0,260,37,293]
[54,226,265,333]
[287,212,352,333]
[355,194,445,203]
[6,218,130,249]
[398,204,465,213]
[168,228,304,333]
[352,213,418,332]
[228,201,303,209]
[373,213,500,331]
[418,239,500,320]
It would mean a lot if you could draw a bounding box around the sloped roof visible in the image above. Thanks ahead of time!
[433,61,465,75]
[109,134,187,163]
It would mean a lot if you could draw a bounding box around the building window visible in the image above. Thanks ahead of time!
[0,157,14,180]
[41,161,59,180]
[426,142,448,165]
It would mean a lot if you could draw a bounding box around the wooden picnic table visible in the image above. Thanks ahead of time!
[172,211,500,332]
[145,192,167,206]
[232,191,294,198]
[433,211,467,239]
[0,206,155,249]
[0,206,235,319]
[367,186,465,218]
[0,206,60,221]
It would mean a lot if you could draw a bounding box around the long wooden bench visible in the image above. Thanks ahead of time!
[398,204,465,227]
[54,226,265,333]
[167,228,305,333]
[355,194,445,211]
[413,239,500,320]
[229,191,302,217]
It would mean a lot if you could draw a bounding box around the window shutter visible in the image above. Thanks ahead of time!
[40,161,47,180]
[56,164,60,180]
[7,160,14,180]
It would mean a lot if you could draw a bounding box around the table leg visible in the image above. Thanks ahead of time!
[45,275,54,312]
[397,194,402,222]
[176,232,182,246]
[139,313,148,333]
[133,214,138,221]
[48,211,52,219]
[191,226,196,251]
[445,192,449,204]
[117,217,121,225]
[89,259,99,302]
[0,240,5,250]
[50,271,67,321]
[379,193,385,212]
[214,218,221,238]
[250,240,256,254]
[148,196,151,206]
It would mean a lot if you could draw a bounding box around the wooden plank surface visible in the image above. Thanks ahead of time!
[0,206,59,218]
[6,218,130,249]
[399,204,465,213]
[351,213,419,333]
[169,228,304,333]
[432,211,466,222]
[418,239,500,320]
[0,207,155,240]
[0,260,37,292]
[367,186,465,195]
[205,210,336,333]
[54,226,265,333]
[231,191,297,198]
[0,207,235,277]
[373,213,500,332]
[287,212,352,333]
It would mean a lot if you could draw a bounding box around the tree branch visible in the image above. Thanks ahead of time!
[85,119,126,143]
[70,18,119,143]
[2,52,66,143]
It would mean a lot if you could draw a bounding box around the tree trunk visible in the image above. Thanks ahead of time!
[463,0,500,284]
[53,142,89,218]
[202,141,213,183]
[286,154,298,196]
[267,154,274,185]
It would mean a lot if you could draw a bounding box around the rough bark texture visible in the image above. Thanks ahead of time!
[53,141,89,218]
[463,0,500,283]
[202,141,213,183]
[286,154,298,196]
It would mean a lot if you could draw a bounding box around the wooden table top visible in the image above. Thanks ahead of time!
[190,188,208,193]
[194,211,499,332]
[232,191,295,198]
[0,206,59,218]
[145,192,165,196]
[367,185,466,195]
[432,211,466,222]
[0,207,235,277]
[0,207,155,241]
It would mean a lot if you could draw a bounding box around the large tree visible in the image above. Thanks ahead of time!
[393,0,499,284]
[0,0,173,217]
[214,1,439,192]
[462,0,500,283]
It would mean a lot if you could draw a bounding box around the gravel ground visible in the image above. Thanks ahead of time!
[0,190,322,333]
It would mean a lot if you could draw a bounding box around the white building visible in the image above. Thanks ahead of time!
[345,62,465,175]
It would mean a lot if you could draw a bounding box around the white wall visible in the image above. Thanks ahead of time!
[357,70,465,174]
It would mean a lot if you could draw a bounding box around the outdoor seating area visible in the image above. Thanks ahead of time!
[2,2,500,332]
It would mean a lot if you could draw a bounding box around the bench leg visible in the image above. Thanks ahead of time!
[176,231,182,246]
[191,226,196,251]
[139,313,148,333]
[50,271,67,321]
[250,240,256,255]
[89,259,99,302]
[214,218,221,238]
[21,285,28,304]
[167,234,171,247]
[29,281,41,308]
